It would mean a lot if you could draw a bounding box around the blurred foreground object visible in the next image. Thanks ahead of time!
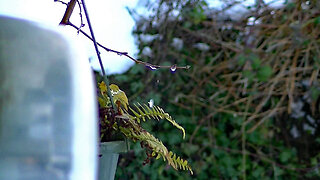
[0,16,97,180]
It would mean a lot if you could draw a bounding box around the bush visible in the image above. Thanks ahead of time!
[114,0,320,179]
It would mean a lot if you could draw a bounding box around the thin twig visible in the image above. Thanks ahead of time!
[80,0,104,74]
[67,22,191,71]
[80,0,117,110]
[56,0,190,71]
[54,0,68,5]
[76,0,85,33]
[287,50,299,114]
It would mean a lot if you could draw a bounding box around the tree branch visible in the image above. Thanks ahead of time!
[75,0,85,33]
[67,22,190,71]
[54,0,68,5]
[56,0,190,71]
[59,0,77,25]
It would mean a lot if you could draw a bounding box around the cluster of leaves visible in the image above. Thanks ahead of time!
[112,0,320,179]
[97,81,192,174]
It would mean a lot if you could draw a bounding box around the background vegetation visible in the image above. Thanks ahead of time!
[110,0,320,179]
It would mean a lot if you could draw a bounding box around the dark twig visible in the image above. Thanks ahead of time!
[80,0,105,75]
[56,0,85,32]
[59,0,76,25]
[80,0,116,110]
[67,22,190,71]
[76,0,85,34]
[54,0,68,5]
[57,0,190,112]
[56,0,190,71]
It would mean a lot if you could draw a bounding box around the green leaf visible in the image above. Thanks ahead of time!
[114,75,129,82]
[183,21,192,28]
[310,86,320,100]
[237,54,246,66]
[286,2,296,9]
[251,55,261,69]
[280,150,292,163]
[129,65,144,74]
[130,81,144,92]
[314,16,320,25]
[243,70,255,82]
[274,166,284,176]
[183,143,199,156]
[248,131,263,145]
[257,65,273,81]
[311,157,318,166]
[252,167,264,178]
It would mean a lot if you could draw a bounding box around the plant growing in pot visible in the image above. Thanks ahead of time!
[97,79,193,179]
[56,0,192,179]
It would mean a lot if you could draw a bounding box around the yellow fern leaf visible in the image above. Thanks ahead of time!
[128,103,186,139]
[99,81,107,94]
[110,84,129,110]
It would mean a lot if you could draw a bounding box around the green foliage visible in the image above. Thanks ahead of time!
[127,103,185,138]
[257,65,273,82]
[114,0,320,179]
[117,116,192,174]
[98,81,192,174]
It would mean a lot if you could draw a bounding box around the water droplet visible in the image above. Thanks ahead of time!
[156,79,160,83]
[117,52,122,56]
[170,64,177,72]
[148,99,154,108]
[148,65,158,70]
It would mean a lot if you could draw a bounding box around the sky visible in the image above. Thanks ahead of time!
[0,0,139,75]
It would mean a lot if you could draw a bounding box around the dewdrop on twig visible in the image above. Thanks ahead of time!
[170,64,177,72]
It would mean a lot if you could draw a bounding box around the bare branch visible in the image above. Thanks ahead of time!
[76,0,85,33]
[57,0,190,71]
[67,22,190,71]
[54,0,68,6]
[59,0,77,25]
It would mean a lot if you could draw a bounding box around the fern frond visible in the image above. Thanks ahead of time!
[116,116,192,174]
[127,103,186,139]
[168,151,193,175]
[98,81,192,174]
[118,115,193,174]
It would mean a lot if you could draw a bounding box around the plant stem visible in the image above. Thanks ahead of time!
[80,0,104,75]
[80,0,116,110]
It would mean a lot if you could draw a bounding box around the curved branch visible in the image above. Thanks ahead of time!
[56,0,190,71]
[67,22,191,71]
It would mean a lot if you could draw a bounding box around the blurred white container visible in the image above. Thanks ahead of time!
[0,16,97,180]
